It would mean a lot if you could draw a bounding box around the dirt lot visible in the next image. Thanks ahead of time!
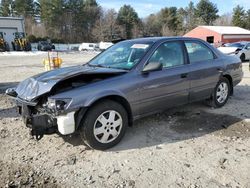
[0,52,250,188]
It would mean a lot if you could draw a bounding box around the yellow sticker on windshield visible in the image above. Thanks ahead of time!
[131,44,149,49]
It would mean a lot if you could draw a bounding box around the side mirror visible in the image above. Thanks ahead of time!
[142,62,163,73]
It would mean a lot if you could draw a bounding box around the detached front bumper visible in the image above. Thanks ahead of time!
[17,99,76,140]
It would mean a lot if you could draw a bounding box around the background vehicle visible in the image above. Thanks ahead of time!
[99,41,113,51]
[11,32,31,51]
[78,43,98,51]
[0,32,9,52]
[37,40,55,51]
[6,37,243,150]
[218,41,250,62]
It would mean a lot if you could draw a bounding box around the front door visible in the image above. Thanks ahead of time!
[135,41,190,115]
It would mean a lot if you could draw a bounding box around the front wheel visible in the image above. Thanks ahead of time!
[207,77,230,108]
[79,100,128,150]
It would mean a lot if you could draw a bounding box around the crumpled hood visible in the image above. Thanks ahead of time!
[15,65,127,101]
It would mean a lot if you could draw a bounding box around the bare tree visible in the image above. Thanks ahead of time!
[93,8,123,42]
[214,13,232,26]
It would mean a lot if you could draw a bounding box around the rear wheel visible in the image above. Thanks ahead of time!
[79,100,128,150]
[207,77,230,108]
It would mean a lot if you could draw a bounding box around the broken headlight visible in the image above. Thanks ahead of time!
[47,98,72,111]
[6,87,17,97]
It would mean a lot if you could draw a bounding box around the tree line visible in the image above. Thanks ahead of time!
[0,0,250,43]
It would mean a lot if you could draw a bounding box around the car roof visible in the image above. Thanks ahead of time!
[125,36,202,43]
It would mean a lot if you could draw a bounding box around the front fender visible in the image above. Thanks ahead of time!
[83,90,127,107]
[58,89,128,112]
[72,90,128,130]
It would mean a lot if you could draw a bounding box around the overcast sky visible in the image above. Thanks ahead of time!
[98,0,250,18]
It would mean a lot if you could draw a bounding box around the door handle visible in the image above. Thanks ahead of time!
[180,73,188,78]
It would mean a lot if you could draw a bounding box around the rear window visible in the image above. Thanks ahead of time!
[185,41,214,63]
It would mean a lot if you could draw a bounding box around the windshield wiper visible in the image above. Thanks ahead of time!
[87,63,128,70]
[87,64,108,68]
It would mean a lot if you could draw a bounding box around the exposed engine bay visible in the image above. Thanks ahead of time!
[6,66,127,140]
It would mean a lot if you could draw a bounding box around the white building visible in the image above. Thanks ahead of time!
[0,17,25,49]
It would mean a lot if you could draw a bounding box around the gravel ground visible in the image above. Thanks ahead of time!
[0,52,250,188]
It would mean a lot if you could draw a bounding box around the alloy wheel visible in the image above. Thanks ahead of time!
[216,82,229,104]
[93,110,123,143]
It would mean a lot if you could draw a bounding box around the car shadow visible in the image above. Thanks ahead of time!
[110,84,250,151]
[0,82,19,118]
[111,107,243,151]
[63,101,249,151]
[0,106,19,118]
[63,83,250,150]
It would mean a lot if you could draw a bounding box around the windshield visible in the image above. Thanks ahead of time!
[227,43,245,48]
[88,40,153,70]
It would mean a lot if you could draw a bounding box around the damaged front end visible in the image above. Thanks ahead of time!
[13,96,77,140]
[6,65,127,140]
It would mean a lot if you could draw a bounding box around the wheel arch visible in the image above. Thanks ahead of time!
[76,94,133,130]
[222,74,233,95]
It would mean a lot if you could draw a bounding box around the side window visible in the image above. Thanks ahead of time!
[148,41,184,68]
[185,41,214,63]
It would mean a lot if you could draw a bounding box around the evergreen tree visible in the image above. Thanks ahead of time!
[14,0,35,17]
[39,0,65,39]
[232,5,246,28]
[195,0,218,25]
[246,9,250,29]
[82,0,100,41]
[117,5,139,39]
[159,7,181,35]
[0,0,13,16]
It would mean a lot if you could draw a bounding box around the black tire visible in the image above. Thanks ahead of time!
[15,43,21,51]
[240,53,245,62]
[12,42,15,51]
[5,43,10,51]
[206,77,231,108]
[79,100,128,150]
[25,43,32,51]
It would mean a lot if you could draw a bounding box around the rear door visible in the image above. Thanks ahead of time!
[135,41,190,115]
[184,40,224,102]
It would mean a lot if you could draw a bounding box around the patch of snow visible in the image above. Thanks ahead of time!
[0,51,47,56]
